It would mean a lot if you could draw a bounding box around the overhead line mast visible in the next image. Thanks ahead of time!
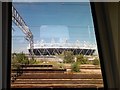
[12,5,34,58]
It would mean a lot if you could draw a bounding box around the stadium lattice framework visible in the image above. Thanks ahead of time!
[27,40,97,56]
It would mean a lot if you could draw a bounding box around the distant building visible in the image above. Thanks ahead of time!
[27,40,97,56]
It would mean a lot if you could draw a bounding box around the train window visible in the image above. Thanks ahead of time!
[11,2,104,89]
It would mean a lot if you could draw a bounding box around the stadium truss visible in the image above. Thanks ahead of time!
[27,40,97,56]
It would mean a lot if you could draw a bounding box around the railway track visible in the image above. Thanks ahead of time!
[11,64,103,88]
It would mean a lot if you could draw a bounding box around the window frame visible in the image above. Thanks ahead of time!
[90,2,119,89]
[1,2,119,90]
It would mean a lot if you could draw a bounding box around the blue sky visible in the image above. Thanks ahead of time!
[12,2,97,53]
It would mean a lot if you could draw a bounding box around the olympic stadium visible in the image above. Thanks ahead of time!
[27,39,97,56]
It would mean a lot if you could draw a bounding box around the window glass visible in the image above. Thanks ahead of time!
[11,2,103,88]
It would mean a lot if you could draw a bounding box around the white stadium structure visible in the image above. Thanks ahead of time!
[27,39,97,56]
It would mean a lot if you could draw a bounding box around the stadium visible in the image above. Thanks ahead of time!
[27,40,97,56]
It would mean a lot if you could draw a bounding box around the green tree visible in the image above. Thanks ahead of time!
[29,58,37,64]
[15,52,29,65]
[76,54,88,64]
[63,51,74,63]
[93,58,100,65]
[11,52,29,69]
[71,62,80,72]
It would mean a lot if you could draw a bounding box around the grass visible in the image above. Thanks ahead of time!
[34,60,65,69]
[23,57,101,74]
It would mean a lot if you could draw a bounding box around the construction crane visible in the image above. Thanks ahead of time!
[12,5,34,59]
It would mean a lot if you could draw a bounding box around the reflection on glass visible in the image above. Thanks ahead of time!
[11,2,103,88]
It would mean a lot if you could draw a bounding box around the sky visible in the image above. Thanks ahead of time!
[12,2,97,53]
